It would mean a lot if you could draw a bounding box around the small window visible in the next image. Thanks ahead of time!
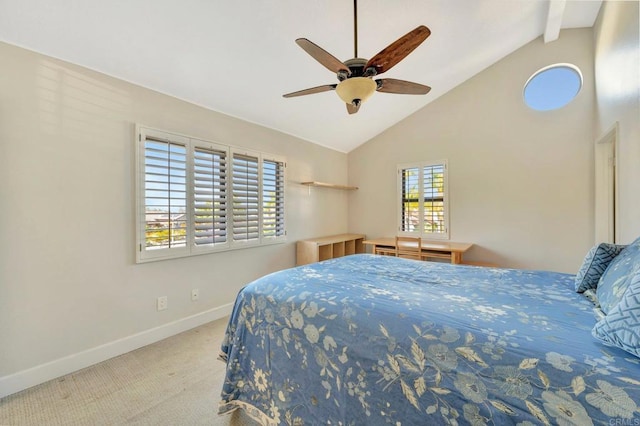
[397,160,449,240]
[136,126,286,262]
[523,63,582,111]
[141,132,189,258]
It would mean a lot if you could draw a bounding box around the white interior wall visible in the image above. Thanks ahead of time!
[0,41,349,397]
[348,29,596,273]
[593,0,640,244]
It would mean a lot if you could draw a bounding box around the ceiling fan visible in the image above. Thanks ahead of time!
[283,0,432,114]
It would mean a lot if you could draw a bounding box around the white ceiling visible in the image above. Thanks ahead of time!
[0,0,602,152]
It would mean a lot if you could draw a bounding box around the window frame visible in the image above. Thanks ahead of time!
[135,125,286,263]
[397,160,449,240]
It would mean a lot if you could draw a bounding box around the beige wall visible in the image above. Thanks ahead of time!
[348,29,596,273]
[593,0,640,244]
[0,41,348,394]
[2,2,638,398]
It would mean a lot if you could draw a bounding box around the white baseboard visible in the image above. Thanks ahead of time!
[0,303,233,399]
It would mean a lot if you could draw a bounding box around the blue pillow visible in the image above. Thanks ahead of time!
[597,237,640,314]
[574,243,626,293]
[592,270,640,359]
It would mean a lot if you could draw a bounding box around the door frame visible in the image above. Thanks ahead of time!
[594,122,619,243]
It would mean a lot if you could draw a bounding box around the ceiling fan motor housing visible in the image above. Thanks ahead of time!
[338,58,377,81]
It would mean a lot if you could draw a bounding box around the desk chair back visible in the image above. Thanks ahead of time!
[395,236,422,260]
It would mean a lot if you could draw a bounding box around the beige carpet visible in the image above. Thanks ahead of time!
[0,317,260,426]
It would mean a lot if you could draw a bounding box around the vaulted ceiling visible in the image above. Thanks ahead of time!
[0,0,602,152]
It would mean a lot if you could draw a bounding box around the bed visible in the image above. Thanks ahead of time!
[219,247,640,425]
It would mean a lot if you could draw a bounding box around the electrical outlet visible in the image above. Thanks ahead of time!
[157,296,168,311]
[191,288,199,301]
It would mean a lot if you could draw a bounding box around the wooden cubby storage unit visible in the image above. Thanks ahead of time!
[296,233,366,266]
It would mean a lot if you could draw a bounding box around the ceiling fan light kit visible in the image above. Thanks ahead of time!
[335,77,377,106]
[283,0,431,115]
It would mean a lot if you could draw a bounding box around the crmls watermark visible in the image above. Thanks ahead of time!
[609,418,640,426]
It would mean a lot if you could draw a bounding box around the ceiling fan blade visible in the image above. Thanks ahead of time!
[296,38,350,75]
[376,78,431,95]
[365,26,431,75]
[346,102,360,114]
[283,84,337,98]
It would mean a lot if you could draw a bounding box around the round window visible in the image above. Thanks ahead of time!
[523,63,582,111]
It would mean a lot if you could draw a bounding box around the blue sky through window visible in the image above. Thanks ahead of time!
[524,64,582,111]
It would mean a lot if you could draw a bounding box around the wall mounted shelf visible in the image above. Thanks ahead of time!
[300,181,358,190]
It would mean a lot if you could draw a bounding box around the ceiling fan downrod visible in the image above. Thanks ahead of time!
[353,0,358,58]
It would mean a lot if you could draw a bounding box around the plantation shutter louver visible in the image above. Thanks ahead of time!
[262,159,285,239]
[232,152,260,242]
[143,137,187,251]
[193,146,227,247]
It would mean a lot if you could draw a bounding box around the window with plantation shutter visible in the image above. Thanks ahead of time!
[140,132,189,259]
[400,166,420,233]
[423,164,446,234]
[136,126,286,263]
[193,143,227,249]
[232,151,260,243]
[397,160,449,240]
[262,158,286,240]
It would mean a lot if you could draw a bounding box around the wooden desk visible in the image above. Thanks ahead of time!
[362,237,473,264]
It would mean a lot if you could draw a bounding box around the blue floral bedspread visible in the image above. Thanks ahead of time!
[219,254,640,425]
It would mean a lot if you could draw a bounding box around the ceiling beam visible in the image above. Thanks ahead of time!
[544,0,567,43]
